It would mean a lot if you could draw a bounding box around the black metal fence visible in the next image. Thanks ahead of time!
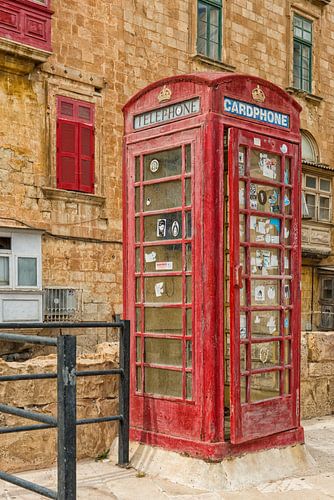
[0,320,130,499]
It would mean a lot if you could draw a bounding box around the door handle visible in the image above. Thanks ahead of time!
[234,265,243,288]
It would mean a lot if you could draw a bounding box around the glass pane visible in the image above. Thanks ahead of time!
[186,341,192,367]
[240,344,247,372]
[305,175,316,189]
[186,372,192,400]
[319,196,330,221]
[0,256,9,286]
[240,312,247,339]
[185,178,191,206]
[239,214,246,242]
[284,340,291,364]
[144,212,182,241]
[186,211,192,238]
[136,337,141,362]
[136,367,142,392]
[284,158,291,184]
[186,243,192,271]
[240,281,246,306]
[239,147,246,176]
[145,338,182,366]
[136,248,140,272]
[144,147,182,181]
[135,217,140,242]
[250,248,280,276]
[239,181,246,208]
[251,279,279,306]
[144,307,182,334]
[284,369,291,394]
[250,371,280,402]
[250,150,281,182]
[185,144,191,173]
[249,183,280,213]
[285,251,291,274]
[241,377,247,403]
[136,308,141,331]
[284,281,291,305]
[251,310,280,338]
[145,367,182,397]
[17,257,37,287]
[320,178,331,192]
[136,278,141,302]
[284,220,291,244]
[0,237,11,250]
[284,190,291,214]
[144,276,182,303]
[305,194,316,218]
[284,310,290,335]
[186,275,192,303]
[186,308,192,335]
[135,156,140,182]
[143,244,182,272]
[144,181,182,211]
[251,341,280,369]
[250,216,280,244]
[135,187,140,213]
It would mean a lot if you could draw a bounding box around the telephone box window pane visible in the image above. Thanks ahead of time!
[136,367,142,392]
[186,373,192,400]
[17,257,37,287]
[249,183,280,213]
[136,278,141,302]
[284,310,290,335]
[284,220,291,244]
[135,187,140,213]
[284,190,291,214]
[143,244,182,272]
[251,280,279,306]
[136,248,140,272]
[186,341,192,367]
[251,310,280,338]
[136,337,141,362]
[239,147,246,176]
[251,342,280,369]
[284,158,291,184]
[241,377,247,403]
[239,214,246,242]
[0,257,9,286]
[283,281,291,305]
[145,338,182,367]
[144,277,182,303]
[0,237,11,250]
[239,181,246,208]
[186,276,192,303]
[240,344,246,372]
[240,247,246,268]
[136,308,141,331]
[240,313,247,339]
[284,340,291,364]
[285,251,291,275]
[135,217,140,242]
[135,157,140,182]
[284,369,291,394]
[186,211,192,238]
[250,216,280,244]
[186,308,192,335]
[145,367,182,397]
[250,151,281,182]
[186,244,192,271]
[144,212,182,241]
[185,178,191,206]
[144,148,182,181]
[240,282,246,306]
[144,181,182,212]
[185,144,191,173]
[250,372,280,402]
[250,248,280,276]
[144,307,182,334]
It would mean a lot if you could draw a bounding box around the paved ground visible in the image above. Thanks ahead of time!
[0,416,333,499]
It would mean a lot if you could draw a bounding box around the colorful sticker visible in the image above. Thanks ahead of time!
[156,261,173,271]
[280,144,288,154]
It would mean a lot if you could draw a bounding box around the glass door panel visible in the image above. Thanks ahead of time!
[229,128,300,444]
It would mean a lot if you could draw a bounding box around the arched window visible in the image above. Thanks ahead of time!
[301,130,319,163]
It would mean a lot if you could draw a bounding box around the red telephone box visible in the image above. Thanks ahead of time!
[123,73,303,459]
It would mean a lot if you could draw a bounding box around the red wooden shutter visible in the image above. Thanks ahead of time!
[79,124,94,193]
[57,120,78,191]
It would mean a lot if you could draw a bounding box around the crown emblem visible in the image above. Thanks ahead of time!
[252,85,266,103]
[158,85,172,103]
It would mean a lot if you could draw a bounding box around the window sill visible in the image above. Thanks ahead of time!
[42,187,105,207]
[191,54,236,72]
[0,37,51,74]
[285,87,323,104]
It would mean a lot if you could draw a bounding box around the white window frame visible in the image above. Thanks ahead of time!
[302,173,332,222]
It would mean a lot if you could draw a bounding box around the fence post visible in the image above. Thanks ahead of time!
[57,335,77,500]
[118,320,130,465]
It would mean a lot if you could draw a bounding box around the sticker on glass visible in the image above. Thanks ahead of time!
[254,138,261,146]
[284,317,289,329]
[239,152,245,176]
[157,219,167,238]
[240,315,247,339]
[260,347,269,364]
[255,285,265,302]
[146,197,152,206]
[171,221,180,237]
[267,286,276,300]
[254,315,261,324]
[250,183,257,209]
[268,190,279,206]
[258,190,267,205]
[150,159,159,173]
[284,168,290,184]
[284,284,290,300]
[259,153,277,179]
[145,251,157,263]
[239,188,245,206]
[267,316,276,334]
[284,194,290,206]
[156,261,173,271]
[285,227,290,239]
[155,282,164,297]
[280,144,288,154]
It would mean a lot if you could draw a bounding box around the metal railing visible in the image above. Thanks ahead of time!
[0,320,130,499]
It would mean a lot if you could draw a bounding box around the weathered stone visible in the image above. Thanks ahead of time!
[308,332,334,362]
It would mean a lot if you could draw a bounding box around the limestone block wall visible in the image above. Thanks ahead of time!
[301,331,334,419]
[0,343,119,473]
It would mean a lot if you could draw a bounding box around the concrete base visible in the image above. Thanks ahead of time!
[111,439,315,491]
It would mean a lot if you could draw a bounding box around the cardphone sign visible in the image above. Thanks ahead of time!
[224,97,290,129]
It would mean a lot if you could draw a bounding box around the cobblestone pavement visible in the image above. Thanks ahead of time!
[0,416,333,499]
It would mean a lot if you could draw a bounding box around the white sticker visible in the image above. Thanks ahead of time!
[145,251,157,263]
[285,256,289,269]
[280,144,288,154]
[171,221,180,237]
[250,199,258,209]
[157,219,167,238]
[255,285,265,302]
[239,188,245,205]
[239,152,244,163]
[270,255,278,268]
[254,315,261,324]
[265,234,271,243]
[267,316,276,334]
[254,138,261,146]
[250,216,257,229]
[267,286,276,300]
[156,261,173,271]
[258,221,266,234]
[155,282,164,297]
[150,159,159,173]
[271,235,280,244]
[285,227,290,238]
[256,235,265,242]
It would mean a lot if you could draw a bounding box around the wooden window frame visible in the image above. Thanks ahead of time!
[56,96,95,194]
[319,273,334,330]
[197,0,222,61]
[293,14,313,93]
[302,173,332,222]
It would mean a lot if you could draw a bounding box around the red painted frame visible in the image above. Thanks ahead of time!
[123,73,303,460]
[0,0,52,52]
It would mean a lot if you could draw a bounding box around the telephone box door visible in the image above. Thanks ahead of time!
[229,128,301,444]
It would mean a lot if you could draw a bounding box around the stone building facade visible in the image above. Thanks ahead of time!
[0,0,332,417]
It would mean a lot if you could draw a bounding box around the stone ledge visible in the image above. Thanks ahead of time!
[285,87,323,104]
[0,37,51,74]
[191,54,236,72]
[42,187,106,207]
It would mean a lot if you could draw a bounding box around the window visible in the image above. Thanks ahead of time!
[302,174,332,221]
[197,0,222,60]
[57,96,95,194]
[293,15,312,92]
[319,274,334,330]
[0,232,41,290]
